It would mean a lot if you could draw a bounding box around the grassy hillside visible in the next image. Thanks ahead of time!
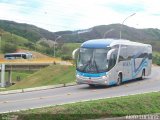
[7,64,75,90]
[56,43,81,58]
[11,71,34,83]
[92,24,160,41]
[0,29,31,54]
[0,31,80,59]
[0,29,57,58]
[0,29,51,58]
[0,20,56,42]
[56,24,160,43]
[1,20,160,61]
[16,49,53,59]
[1,20,160,44]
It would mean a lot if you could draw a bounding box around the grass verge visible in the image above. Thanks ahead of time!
[2,92,160,120]
[11,71,34,83]
[0,71,34,91]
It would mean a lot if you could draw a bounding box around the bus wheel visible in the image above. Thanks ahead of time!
[88,84,95,87]
[88,84,98,88]
[116,73,122,86]
[140,69,145,80]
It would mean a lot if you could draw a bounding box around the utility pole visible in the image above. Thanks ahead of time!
[54,36,61,58]
[0,32,2,54]
[120,13,136,39]
[0,34,1,53]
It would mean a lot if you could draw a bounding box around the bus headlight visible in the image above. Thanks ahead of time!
[104,80,107,84]
[102,75,108,79]
[76,74,80,78]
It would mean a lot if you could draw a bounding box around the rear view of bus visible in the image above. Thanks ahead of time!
[72,39,152,87]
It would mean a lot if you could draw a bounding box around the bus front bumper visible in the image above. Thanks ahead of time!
[76,75,108,85]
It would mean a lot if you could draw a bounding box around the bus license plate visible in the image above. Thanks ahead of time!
[87,80,93,84]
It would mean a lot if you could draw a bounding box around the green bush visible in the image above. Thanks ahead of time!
[2,43,17,53]
[153,54,160,65]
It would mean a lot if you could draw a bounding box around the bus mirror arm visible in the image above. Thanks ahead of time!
[107,49,116,60]
[106,60,109,69]
[72,48,80,59]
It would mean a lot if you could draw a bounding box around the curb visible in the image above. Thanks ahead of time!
[0,82,77,95]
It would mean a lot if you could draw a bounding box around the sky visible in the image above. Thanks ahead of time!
[0,0,160,32]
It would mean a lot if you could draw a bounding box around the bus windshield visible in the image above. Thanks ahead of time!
[77,48,110,73]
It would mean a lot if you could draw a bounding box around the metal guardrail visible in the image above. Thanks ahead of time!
[0,58,73,71]
[0,58,60,63]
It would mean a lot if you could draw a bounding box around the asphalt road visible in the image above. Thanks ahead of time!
[0,66,160,113]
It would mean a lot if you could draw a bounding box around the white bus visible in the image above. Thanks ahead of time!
[4,52,32,60]
[72,39,152,87]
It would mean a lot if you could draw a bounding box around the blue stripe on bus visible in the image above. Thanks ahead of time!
[76,71,107,77]
[132,58,148,78]
[122,78,131,82]
[108,80,117,85]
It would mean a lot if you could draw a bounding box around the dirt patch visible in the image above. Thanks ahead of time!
[16,49,52,59]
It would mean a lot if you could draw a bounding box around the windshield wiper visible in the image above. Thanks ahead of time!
[82,50,100,73]
[82,56,92,72]
[93,60,99,73]
[82,59,99,73]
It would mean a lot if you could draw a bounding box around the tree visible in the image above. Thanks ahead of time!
[2,43,17,53]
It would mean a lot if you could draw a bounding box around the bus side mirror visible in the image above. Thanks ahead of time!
[107,49,115,60]
[72,48,79,60]
[106,49,116,69]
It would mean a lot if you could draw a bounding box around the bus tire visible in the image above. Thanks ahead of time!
[89,84,96,87]
[116,73,122,86]
[140,69,145,80]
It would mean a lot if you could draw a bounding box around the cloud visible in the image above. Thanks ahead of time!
[0,0,160,31]
[107,3,145,13]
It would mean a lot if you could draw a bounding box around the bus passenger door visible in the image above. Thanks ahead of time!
[107,49,118,81]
